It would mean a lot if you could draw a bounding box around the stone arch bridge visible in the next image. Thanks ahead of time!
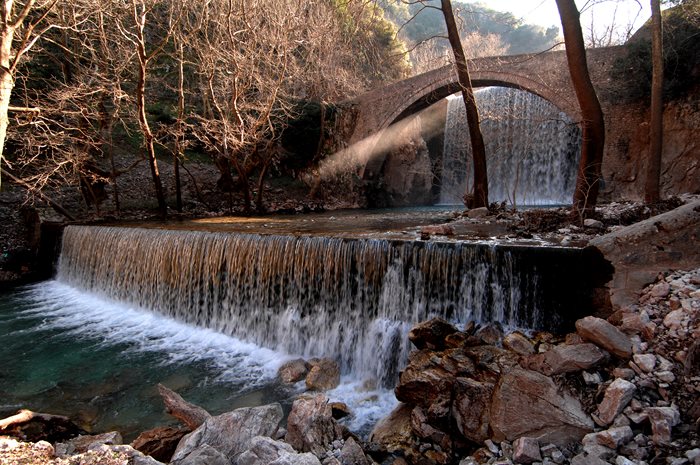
[343,46,627,180]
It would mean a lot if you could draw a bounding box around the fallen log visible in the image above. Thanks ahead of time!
[157,384,211,431]
[0,409,85,442]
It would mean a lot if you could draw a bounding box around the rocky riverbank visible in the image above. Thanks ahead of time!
[1,268,698,465]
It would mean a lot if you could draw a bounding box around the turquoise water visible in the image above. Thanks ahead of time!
[0,281,294,440]
[0,281,395,440]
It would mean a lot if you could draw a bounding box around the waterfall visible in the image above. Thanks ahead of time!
[57,225,601,387]
[441,87,581,205]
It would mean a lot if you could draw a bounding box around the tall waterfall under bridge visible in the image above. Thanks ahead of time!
[341,45,627,182]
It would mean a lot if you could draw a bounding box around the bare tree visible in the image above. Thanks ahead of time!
[645,0,663,203]
[556,0,606,218]
[440,0,488,207]
[0,0,59,188]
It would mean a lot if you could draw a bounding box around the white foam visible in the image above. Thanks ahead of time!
[19,280,289,386]
[326,376,398,437]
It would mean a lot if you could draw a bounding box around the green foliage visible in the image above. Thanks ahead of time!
[610,0,700,102]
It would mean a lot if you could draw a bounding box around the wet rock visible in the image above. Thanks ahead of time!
[306,358,340,391]
[512,437,541,464]
[490,368,594,447]
[597,378,636,425]
[330,402,351,420]
[369,403,414,454]
[475,323,504,346]
[338,437,369,465]
[131,426,188,463]
[237,436,321,465]
[524,343,609,375]
[171,403,283,465]
[279,358,309,384]
[576,316,633,358]
[645,406,681,445]
[408,318,458,350]
[451,377,494,443]
[503,332,536,355]
[285,394,340,456]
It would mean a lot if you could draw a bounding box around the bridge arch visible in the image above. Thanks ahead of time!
[384,70,582,130]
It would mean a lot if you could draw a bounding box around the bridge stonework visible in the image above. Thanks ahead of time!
[338,45,700,201]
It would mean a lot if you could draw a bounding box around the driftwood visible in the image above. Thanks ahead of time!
[0,409,85,442]
[157,384,211,431]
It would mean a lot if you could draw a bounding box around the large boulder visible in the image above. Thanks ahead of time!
[394,350,456,407]
[369,403,414,454]
[575,316,633,358]
[524,343,610,375]
[237,436,321,465]
[171,403,283,465]
[408,318,458,350]
[285,394,340,456]
[278,358,309,384]
[451,377,495,443]
[490,368,594,447]
[306,358,340,391]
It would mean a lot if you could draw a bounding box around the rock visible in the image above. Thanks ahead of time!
[616,456,637,465]
[171,403,283,465]
[597,378,636,425]
[394,353,455,407]
[582,426,633,449]
[475,323,504,346]
[408,318,458,350]
[237,436,321,465]
[656,370,675,382]
[612,368,635,380]
[632,353,656,372]
[650,281,671,298]
[467,207,489,218]
[338,437,369,465]
[97,444,166,465]
[571,453,609,465]
[420,225,455,237]
[645,406,681,445]
[512,437,541,464]
[330,402,351,420]
[576,316,633,358]
[369,403,414,454]
[279,358,309,383]
[663,309,685,329]
[490,368,594,447]
[131,426,188,463]
[524,343,609,375]
[171,444,228,465]
[306,359,341,391]
[56,432,123,456]
[584,219,604,229]
[503,332,536,355]
[451,377,494,443]
[285,394,340,456]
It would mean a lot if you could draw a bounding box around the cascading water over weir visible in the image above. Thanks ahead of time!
[57,224,605,388]
[441,87,581,205]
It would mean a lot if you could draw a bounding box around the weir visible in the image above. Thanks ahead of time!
[441,87,581,205]
[58,225,607,387]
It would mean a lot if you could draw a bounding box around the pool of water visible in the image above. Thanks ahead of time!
[0,281,395,441]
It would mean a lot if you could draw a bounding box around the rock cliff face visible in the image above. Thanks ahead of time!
[602,94,700,201]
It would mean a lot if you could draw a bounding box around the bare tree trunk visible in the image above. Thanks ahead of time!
[133,1,167,218]
[440,0,488,208]
[0,23,16,188]
[645,0,663,204]
[556,0,606,219]
[174,40,185,212]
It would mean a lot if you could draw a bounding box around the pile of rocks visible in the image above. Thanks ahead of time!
[369,268,700,465]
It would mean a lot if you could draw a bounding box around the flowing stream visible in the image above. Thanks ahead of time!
[441,87,581,205]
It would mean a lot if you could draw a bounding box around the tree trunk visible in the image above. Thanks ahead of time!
[174,40,185,212]
[645,0,663,204]
[440,0,488,208]
[0,24,16,189]
[134,3,167,218]
[556,0,606,219]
